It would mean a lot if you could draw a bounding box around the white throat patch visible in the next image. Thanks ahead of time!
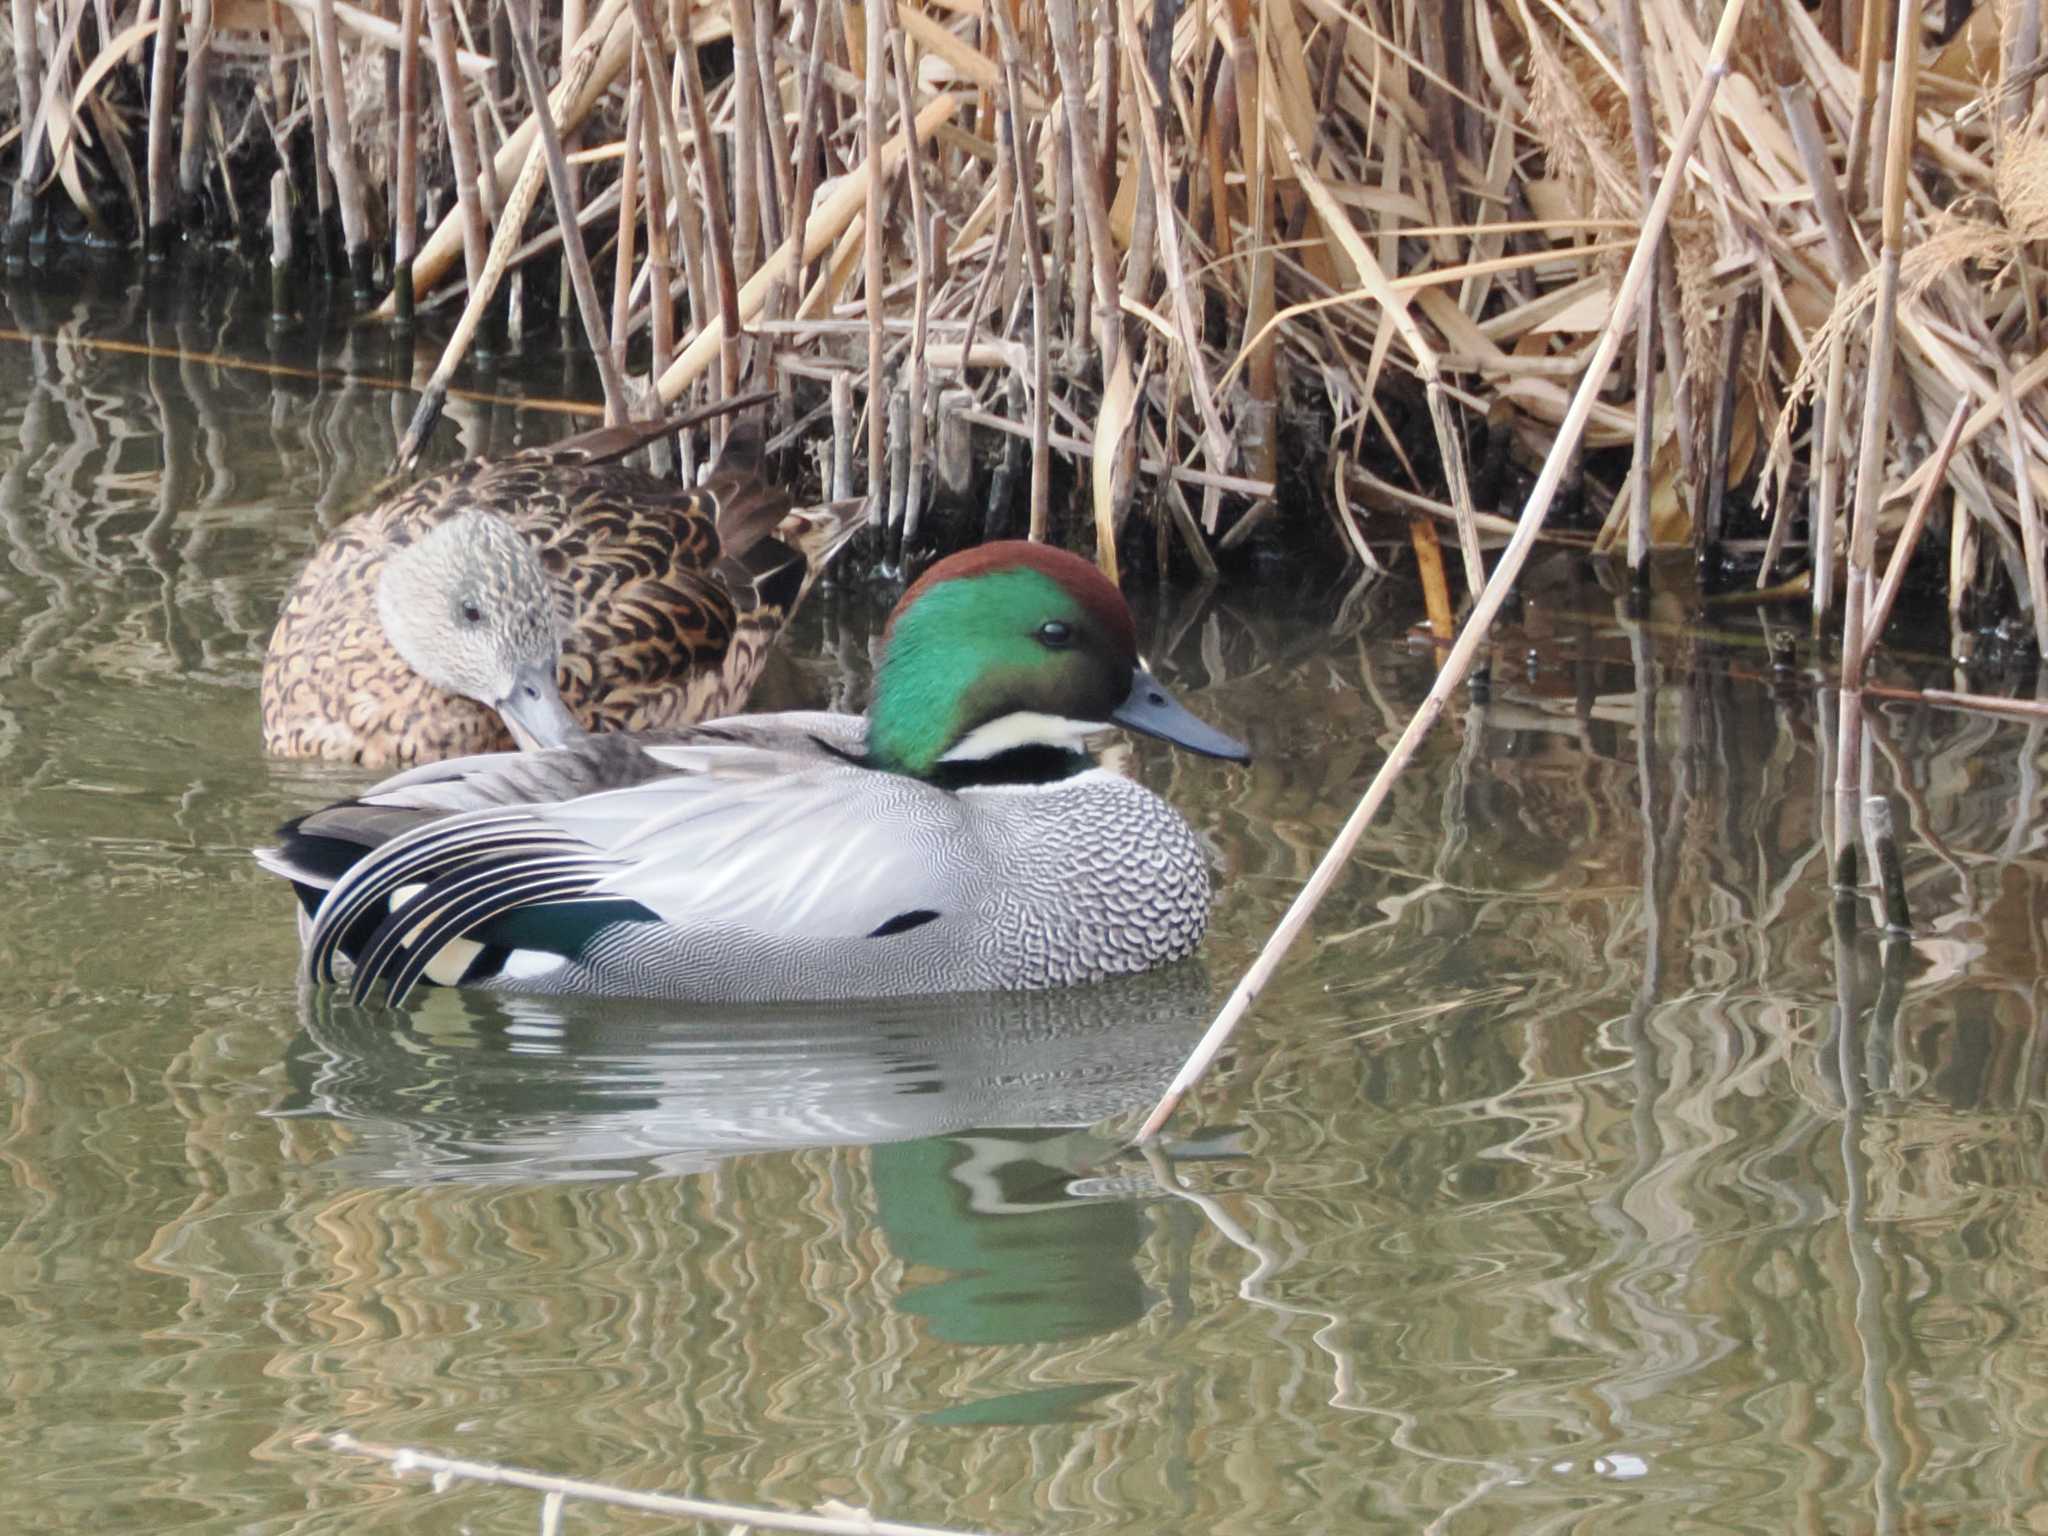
[939,711,1104,762]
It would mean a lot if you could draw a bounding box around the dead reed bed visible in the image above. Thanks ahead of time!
[6,0,2048,632]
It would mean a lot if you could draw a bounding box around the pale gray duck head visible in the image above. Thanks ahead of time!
[374,509,583,750]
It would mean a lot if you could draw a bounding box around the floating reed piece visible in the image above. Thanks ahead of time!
[14,0,2048,627]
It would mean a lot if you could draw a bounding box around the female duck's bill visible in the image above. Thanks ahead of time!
[260,539,1251,1007]
[260,418,858,767]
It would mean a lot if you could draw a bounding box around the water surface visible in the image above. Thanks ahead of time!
[2,262,2045,1534]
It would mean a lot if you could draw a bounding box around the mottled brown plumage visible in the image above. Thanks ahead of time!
[262,422,851,767]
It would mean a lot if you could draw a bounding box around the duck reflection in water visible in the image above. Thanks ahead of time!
[276,965,1239,1416]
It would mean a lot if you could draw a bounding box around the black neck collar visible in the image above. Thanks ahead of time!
[929,744,1093,790]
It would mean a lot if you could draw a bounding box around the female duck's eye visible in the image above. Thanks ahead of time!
[1037,620,1073,648]
[460,600,484,625]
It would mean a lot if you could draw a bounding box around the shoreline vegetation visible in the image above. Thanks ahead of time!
[4,1,2048,650]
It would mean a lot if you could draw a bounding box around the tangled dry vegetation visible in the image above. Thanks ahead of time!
[5,0,2048,633]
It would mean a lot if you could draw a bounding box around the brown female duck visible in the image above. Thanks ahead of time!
[261,420,854,768]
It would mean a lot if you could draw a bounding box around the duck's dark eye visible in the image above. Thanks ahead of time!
[460,600,484,625]
[1037,620,1073,649]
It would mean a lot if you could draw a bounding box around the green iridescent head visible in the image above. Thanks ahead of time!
[864,541,1249,778]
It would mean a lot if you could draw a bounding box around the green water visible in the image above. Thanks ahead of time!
[3,262,2046,1534]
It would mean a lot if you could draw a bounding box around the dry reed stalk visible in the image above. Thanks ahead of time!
[176,0,212,208]
[23,0,101,240]
[1267,116,1479,592]
[651,93,958,403]
[505,0,631,421]
[1844,0,1887,208]
[862,0,887,509]
[679,0,742,401]
[557,0,586,328]
[325,1433,1002,1536]
[393,77,565,465]
[1115,0,1230,503]
[1770,66,1860,618]
[951,406,1274,497]
[1617,0,1655,575]
[1809,324,1848,621]
[145,0,176,249]
[1834,0,1916,864]
[6,0,40,241]
[889,20,933,548]
[268,167,291,315]
[305,4,337,264]
[1854,399,1968,677]
[1044,0,1118,369]
[750,0,792,252]
[2001,367,2048,658]
[1224,0,1276,495]
[624,0,705,381]
[392,0,422,323]
[1409,515,1454,641]
[311,0,372,290]
[425,0,486,291]
[1136,0,1750,1144]
[727,0,761,284]
[784,0,829,309]
[830,368,854,501]
[379,0,635,316]
[610,49,642,371]
[986,0,1048,539]
[1697,291,1750,555]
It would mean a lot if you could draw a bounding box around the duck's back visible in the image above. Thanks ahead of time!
[261,435,801,768]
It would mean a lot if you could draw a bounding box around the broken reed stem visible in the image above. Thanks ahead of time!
[652,94,959,404]
[392,0,422,323]
[1617,0,1656,576]
[678,0,742,400]
[727,0,759,282]
[610,48,642,370]
[862,0,888,514]
[268,168,292,317]
[380,0,632,318]
[312,0,373,290]
[393,75,560,467]
[2004,368,2048,657]
[146,0,177,248]
[987,0,1049,540]
[890,20,933,548]
[425,0,487,292]
[745,0,790,268]
[6,0,40,240]
[1811,320,1848,622]
[1844,0,1888,207]
[1118,1,1232,494]
[1834,0,1916,864]
[1854,399,1966,678]
[624,0,703,380]
[1861,796,1910,933]
[176,0,214,207]
[784,0,828,309]
[504,0,629,424]
[1045,0,1119,371]
[323,1434,1002,1536]
[1135,0,1750,1143]
[635,40,673,391]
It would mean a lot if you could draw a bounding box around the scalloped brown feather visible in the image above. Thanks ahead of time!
[261,424,846,768]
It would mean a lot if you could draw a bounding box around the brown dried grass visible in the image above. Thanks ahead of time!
[11,0,2048,627]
